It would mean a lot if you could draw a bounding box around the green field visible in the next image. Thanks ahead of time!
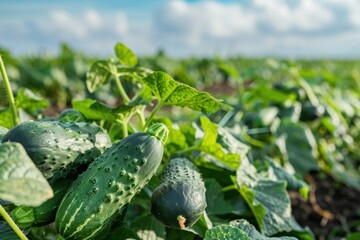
[0,43,359,240]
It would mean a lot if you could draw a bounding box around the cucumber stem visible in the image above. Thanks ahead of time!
[0,55,19,127]
[114,77,130,104]
[0,204,29,240]
[144,102,163,128]
[146,123,168,145]
[177,215,186,230]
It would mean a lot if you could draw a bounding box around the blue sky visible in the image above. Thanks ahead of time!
[1,0,360,58]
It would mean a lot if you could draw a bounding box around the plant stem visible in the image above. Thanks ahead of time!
[114,77,130,104]
[0,204,28,240]
[144,102,163,128]
[0,55,19,127]
[136,107,146,130]
[175,145,199,155]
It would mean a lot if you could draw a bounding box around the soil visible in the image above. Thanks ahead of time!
[290,173,360,240]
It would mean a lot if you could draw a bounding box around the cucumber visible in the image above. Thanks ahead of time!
[55,123,168,240]
[2,120,111,179]
[33,177,75,226]
[151,156,207,229]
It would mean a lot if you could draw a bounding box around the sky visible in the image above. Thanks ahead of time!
[1,0,360,58]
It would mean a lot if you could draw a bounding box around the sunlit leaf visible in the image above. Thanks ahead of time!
[0,143,53,207]
[114,42,138,66]
[86,60,117,93]
[142,71,227,114]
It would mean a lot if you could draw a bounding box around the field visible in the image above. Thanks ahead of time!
[0,43,360,240]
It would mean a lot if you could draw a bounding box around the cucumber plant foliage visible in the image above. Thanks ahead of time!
[0,42,322,240]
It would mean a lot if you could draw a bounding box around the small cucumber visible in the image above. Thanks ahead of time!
[151,156,207,229]
[2,120,111,179]
[55,123,168,240]
[33,177,75,226]
[9,177,75,227]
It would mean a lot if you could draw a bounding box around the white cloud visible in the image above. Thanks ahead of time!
[1,0,360,58]
[152,0,360,57]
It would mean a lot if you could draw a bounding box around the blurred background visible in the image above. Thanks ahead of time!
[1,0,360,58]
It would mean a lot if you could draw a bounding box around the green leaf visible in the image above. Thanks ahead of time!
[276,120,319,176]
[229,219,297,240]
[142,71,226,114]
[186,212,213,238]
[15,88,49,115]
[0,143,53,207]
[199,116,240,170]
[217,126,250,161]
[266,157,309,199]
[205,179,234,216]
[236,157,301,236]
[131,213,166,240]
[72,98,140,122]
[0,221,20,240]
[0,108,13,129]
[347,232,360,240]
[204,225,251,240]
[0,126,8,142]
[114,42,138,66]
[108,226,138,240]
[86,60,117,93]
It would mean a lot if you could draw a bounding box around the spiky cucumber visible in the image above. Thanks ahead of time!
[2,120,111,179]
[151,156,207,229]
[55,123,168,240]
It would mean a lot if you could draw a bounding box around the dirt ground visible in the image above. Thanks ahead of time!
[291,173,360,240]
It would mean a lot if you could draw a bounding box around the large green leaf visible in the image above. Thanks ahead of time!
[266,157,309,199]
[0,143,53,207]
[205,179,234,216]
[142,71,225,114]
[131,214,166,240]
[230,219,297,240]
[72,98,140,122]
[236,157,303,236]
[0,221,20,240]
[15,88,49,115]
[276,120,319,176]
[86,60,117,93]
[114,42,138,66]
[198,116,240,170]
[204,225,251,240]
